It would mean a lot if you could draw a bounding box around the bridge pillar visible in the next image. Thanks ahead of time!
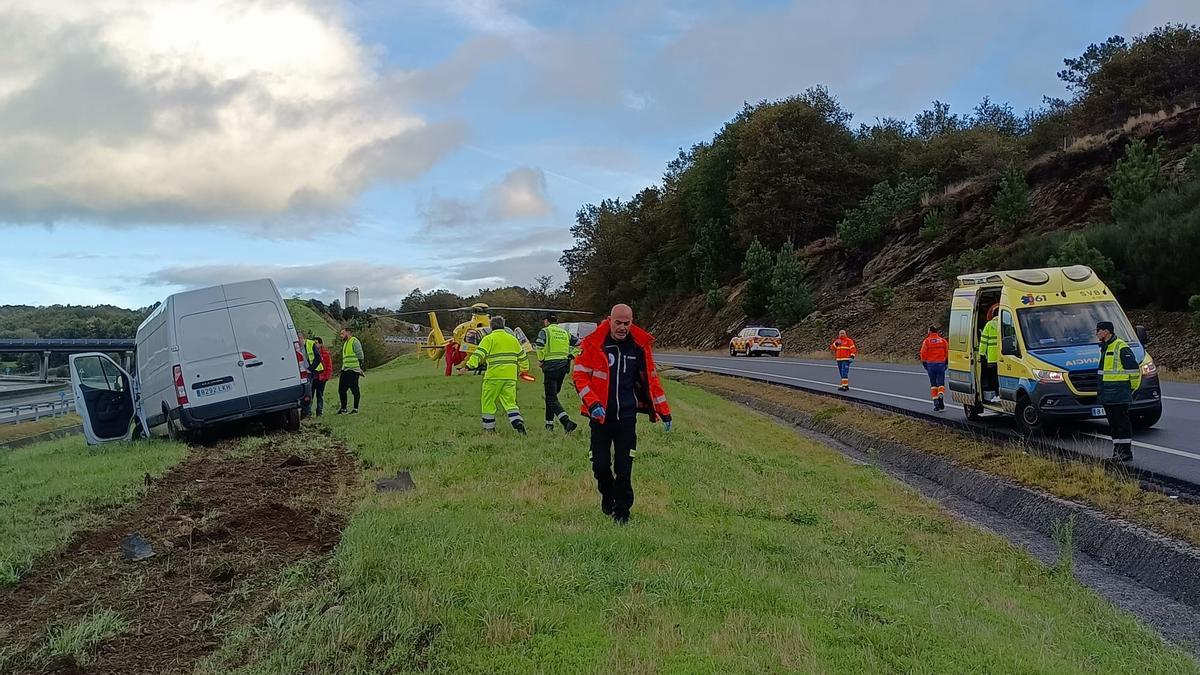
[123,351,132,372]
[40,351,50,383]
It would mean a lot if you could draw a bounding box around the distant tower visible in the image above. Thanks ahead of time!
[345,287,359,309]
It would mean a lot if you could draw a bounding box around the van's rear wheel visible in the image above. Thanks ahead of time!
[167,415,187,443]
[284,407,301,432]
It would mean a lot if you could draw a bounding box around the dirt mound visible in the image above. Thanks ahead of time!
[0,428,359,674]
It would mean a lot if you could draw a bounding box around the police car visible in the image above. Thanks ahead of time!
[729,327,783,357]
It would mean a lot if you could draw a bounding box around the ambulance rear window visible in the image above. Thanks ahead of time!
[757,329,780,337]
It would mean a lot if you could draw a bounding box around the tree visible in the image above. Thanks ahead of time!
[741,239,773,318]
[1047,233,1117,284]
[1057,35,1127,93]
[768,240,812,326]
[866,284,895,310]
[1109,139,1164,221]
[991,167,1031,230]
[837,174,933,249]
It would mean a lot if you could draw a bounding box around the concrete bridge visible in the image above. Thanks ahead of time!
[0,338,136,382]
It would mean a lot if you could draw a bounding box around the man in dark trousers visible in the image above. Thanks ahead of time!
[572,304,672,524]
[1097,321,1141,462]
[534,314,579,432]
[337,326,365,415]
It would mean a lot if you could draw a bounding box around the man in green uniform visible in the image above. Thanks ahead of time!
[978,304,1000,403]
[459,316,530,434]
[535,314,579,432]
[337,326,364,415]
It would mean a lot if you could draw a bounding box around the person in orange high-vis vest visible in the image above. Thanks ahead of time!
[830,329,857,391]
[573,304,671,525]
[920,325,949,411]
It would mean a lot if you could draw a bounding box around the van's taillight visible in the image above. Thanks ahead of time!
[241,351,257,360]
[294,341,309,381]
[173,365,189,405]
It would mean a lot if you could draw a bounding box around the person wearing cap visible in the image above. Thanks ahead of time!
[919,325,949,411]
[534,314,580,432]
[978,304,1001,403]
[1096,320,1141,462]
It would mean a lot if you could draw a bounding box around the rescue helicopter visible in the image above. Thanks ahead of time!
[374,303,591,375]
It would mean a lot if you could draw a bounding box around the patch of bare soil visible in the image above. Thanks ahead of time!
[0,427,359,674]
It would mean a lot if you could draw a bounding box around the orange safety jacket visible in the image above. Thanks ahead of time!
[830,336,857,361]
[572,320,671,422]
[919,332,949,364]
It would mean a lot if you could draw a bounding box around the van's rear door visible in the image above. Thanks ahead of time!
[177,309,250,413]
[227,299,301,406]
[948,288,978,398]
[70,353,136,444]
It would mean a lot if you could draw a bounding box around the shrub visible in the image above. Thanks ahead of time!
[837,174,934,249]
[1047,233,1118,285]
[1108,139,1164,221]
[769,240,812,326]
[866,284,895,310]
[1186,145,1200,179]
[705,284,726,312]
[741,238,773,318]
[941,244,1004,281]
[991,166,1031,230]
[919,209,946,242]
[1190,295,1200,333]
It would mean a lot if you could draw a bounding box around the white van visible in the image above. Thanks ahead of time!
[70,279,309,444]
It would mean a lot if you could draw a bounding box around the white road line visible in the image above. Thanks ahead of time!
[661,360,931,405]
[667,355,1200,404]
[1079,432,1200,461]
[666,357,1200,463]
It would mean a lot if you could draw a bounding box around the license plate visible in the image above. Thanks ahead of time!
[197,382,233,398]
[1092,406,1105,417]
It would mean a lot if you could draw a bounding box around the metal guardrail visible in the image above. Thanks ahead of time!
[384,335,426,344]
[0,399,75,424]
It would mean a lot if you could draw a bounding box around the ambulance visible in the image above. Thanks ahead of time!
[946,265,1162,436]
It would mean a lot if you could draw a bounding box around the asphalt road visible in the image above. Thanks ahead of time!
[659,352,1200,487]
[0,385,73,424]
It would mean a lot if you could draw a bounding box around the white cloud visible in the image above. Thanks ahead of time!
[1127,0,1200,35]
[0,0,466,230]
[146,260,447,308]
[446,248,565,287]
[419,166,551,229]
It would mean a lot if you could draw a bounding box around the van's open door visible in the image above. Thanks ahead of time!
[70,353,138,445]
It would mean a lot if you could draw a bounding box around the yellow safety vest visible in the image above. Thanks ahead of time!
[979,317,999,362]
[342,336,361,371]
[305,339,324,372]
[538,324,572,362]
[1101,337,1141,390]
[466,330,529,380]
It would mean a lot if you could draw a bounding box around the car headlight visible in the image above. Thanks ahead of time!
[1141,359,1157,376]
[1031,368,1064,383]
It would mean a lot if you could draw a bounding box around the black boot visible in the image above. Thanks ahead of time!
[514,421,527,435]
[601,495,615,516]
[562,418,578,433]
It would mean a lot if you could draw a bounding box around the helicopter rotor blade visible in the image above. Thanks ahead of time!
[485,307,593,314]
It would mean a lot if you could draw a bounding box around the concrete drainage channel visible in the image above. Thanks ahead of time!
[0,424,83,450]
[690,381,1200,655]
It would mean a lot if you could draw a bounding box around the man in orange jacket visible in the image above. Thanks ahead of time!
[572,304,671,524]
[830,329,857,391]
[919,325,949,411]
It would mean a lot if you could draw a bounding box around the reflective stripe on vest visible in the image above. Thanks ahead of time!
[342,337,361,370]
[543,325,571,361]
[1101,337,1141,390]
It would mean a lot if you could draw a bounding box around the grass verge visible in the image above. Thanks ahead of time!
[0,436,185,583]
[0,414,80,444]
[690,372,1200,549]
[198,358,1196,673]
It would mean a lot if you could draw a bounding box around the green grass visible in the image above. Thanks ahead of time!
[0,414,81,444]
[198,358,1196,673]
[0,436,185,583]
[287,299,338,344]
[38,609,128,667]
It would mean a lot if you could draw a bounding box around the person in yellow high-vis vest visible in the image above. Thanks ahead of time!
[337,326,365,415]
[300,332,322,417]
[1096,320,1141,462]
[458,316,530,434]
[534,314,580,432]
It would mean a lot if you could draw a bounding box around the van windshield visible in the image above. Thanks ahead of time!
[1017,301,1135,349]
[756,329,781,338]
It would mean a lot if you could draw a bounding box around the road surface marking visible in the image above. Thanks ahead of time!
[668,355,1200,404]
[666,357,1200,463]
[661,360,930,405]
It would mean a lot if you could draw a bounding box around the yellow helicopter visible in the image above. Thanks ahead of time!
[379,303,591,375]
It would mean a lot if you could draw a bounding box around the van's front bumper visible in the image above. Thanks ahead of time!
[1033,380,1162,419]
[177,383,305,429]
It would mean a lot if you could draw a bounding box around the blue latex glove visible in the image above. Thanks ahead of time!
[661,414,672,432]
[589,403,606,424]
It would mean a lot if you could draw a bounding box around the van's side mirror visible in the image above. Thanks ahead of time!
[1001,335,1020,357]
[1135,325,1150,345]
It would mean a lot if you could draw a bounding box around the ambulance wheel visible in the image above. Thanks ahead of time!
[1015,397,1045,438]
[963,403,984,421]
[1132,405,1162,430]
[729,345,737,357]
[743,345,752,356]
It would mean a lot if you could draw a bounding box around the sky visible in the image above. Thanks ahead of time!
[1,0,1197,309]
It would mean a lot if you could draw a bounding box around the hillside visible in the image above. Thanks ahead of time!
[559,25,1200,370]
[285,299,339,343]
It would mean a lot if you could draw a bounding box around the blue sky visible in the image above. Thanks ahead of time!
[1,0,1196,309]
